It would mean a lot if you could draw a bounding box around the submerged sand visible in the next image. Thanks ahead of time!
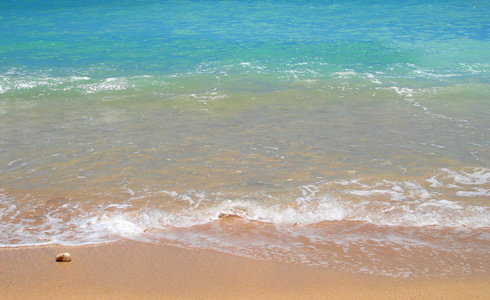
[1,239,488,299]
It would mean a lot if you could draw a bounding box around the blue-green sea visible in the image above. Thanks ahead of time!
[1,0,489,277]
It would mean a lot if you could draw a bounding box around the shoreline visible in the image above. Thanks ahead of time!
[1,239,489,299]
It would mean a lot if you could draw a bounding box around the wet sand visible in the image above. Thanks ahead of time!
[1,239,488,299]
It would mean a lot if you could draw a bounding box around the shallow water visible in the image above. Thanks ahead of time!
[1,0,489,277]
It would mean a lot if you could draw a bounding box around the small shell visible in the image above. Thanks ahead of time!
[55,253,72,262]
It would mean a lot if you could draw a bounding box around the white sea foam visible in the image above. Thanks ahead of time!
[444,168,490,185]
[0,75,59,94]
[364,72,382,84]
[460,63,490,75]
[79,77,133,94]
[427,168,490,200]
[411,69,457,79]
[1,170,489,278]
[0,168,488,247]
[333,172,489,228]
[70,76,91,81]
[331,70,357,78]
[181,91,228,104]
[0,75,141,96]
[387,86,414,98]
[457,188,489,197]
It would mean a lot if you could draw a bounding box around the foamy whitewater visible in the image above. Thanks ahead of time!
[1,0,489,277]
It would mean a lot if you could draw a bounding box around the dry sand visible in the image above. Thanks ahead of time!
[1,239,488,299]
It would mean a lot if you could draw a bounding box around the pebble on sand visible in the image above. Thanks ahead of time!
[55,253,72,262]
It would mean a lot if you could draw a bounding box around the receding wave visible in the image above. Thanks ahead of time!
[1,167,488,247]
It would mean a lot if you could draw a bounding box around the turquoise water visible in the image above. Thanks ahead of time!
[1,0,489,277]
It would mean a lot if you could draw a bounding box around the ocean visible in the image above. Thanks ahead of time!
[1,0,488,278]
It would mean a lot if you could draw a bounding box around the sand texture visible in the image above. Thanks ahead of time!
[1,239,489,299]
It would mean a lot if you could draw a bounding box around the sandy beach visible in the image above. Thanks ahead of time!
[1,239,488,299]
[2,1,489,299]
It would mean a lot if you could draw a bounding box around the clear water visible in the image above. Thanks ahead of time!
[1,0,489,278]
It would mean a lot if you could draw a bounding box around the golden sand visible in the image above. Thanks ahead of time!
[1,239,488,299]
